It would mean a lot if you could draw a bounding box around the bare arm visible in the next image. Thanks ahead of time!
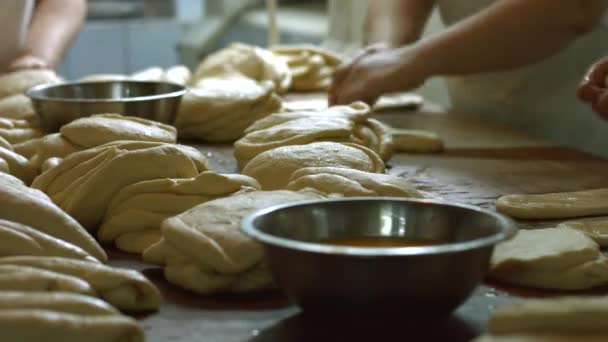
[11,0,87,70]
[366,0,435,46]
[331,0,608,104]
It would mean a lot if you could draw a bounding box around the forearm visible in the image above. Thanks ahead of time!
[366,0,435,46]
[24,0,87,67]
[412,0,608,77]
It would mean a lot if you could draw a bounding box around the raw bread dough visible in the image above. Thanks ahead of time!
[0,309,143,342]
[80,65,191,85]
[13,135,42,158]
[0,69,61,99]
[0,117,43,144]
[131,66,164,81]
[489,296,608,335]
[0,94,35,120]
[0,158,8,174]
[286,166,422,198]
[0,256,162,311]
[557,219,608,246]
[143,189,324,293]
[0,220,97,261]
[41,157,62,173]
[0,264,94,295]
[175,77,282,142]
[496,188,608,219]
[60,113,177,148]
[191,42,291,93]
[164,65,191,85]
[373,93,424,112]
[0,173,106,261]
[98,172,261,253]
[271,44,341,91]
[0,135,11,150]
[0,292,119,316]
[489,227,608,290]
[392,128,444,153]
[353,118,394,161]
[79,74,131,82]
[0,145,36,183]
[242,142,385,190]
[29,133,81,173]
[32,141,209,230]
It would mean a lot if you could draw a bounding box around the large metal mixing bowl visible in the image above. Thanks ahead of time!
[242,197,516,317]
[26,80,186,132]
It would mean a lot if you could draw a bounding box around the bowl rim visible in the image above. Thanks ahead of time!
[241,197,517,257]
[25,80,187,103]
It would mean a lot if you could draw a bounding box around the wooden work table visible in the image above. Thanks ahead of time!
[113,96,608,341]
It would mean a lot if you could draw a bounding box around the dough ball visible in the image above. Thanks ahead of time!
[60,113,177,148]
[496,188,608,219]
[0,94,35,120]
[286,166,422,198]
[0,69,61,99]
[242,142,385,190]
[175,77,282,142]
[192,42,291,93]
[489,227,608,290]
[142,189,324,293]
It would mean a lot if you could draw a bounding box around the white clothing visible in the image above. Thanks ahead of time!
[0,0,34,68]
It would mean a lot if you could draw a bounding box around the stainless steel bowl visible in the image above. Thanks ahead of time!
[26,81,187,132]
[242,198,516,317]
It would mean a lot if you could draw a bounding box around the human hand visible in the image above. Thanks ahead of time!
[329,44,427,106]
[577,56,608,119]
[6,54,49,72]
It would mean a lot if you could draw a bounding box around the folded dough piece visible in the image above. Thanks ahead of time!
[271,45,341,91]
[60,114,177,148]
[0,309,143,342]
[352,118,394,161]
[0,117,43,144]
[489,296,608,335]
[143,189,324,293]
[286,167,422,198]
[32,142,209,230]
[496,188,608,219]
[0,173,106,261]
[0,220,97,261]
[0,145,36,183]
[489,227,608,290]
[557,219,608,246]
[242,142,385,190]
[192,42,291,93]
[0,69,61,99]
[99,171,261,253]
[391,128,444,153]
[0,94,35,120]
[175,77,282,142]
[0,264,95,295]
[0,292,119,316]
[0,256,161,311]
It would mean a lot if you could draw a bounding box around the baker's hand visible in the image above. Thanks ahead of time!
[577,56,608,120]
[329,45,426,106]
[6,54,49,72]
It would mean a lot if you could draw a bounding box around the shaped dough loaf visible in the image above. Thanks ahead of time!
[60,113,177,148]
[496,188,608,219]
[0,264,95,295]
[271,45,341,91]
[32,141,209,230]
[286,166,422,198]
[192,42,291,93]
[0,309,143,342]
[0,256,161,311]
[143,189,324,293]
[0,173,106,261]
[99,171,261,253]
[0,94,35,120]
[489,227,608,290]
[489,296,608,336]
[0,220,97,262]
[175,77,282,142]
[0,292,119,316]
[391,128,444,153]
[242,142,385,190]
[557,219,608,246]
[0,69,61,99]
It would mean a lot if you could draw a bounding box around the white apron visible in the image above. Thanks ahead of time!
[437,0,608,157]
[0,0,34,69]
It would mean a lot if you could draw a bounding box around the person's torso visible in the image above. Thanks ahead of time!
[0,0,34,68]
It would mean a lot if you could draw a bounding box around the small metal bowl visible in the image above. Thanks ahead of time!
[242,198,516,317]
[26,80,187,132]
